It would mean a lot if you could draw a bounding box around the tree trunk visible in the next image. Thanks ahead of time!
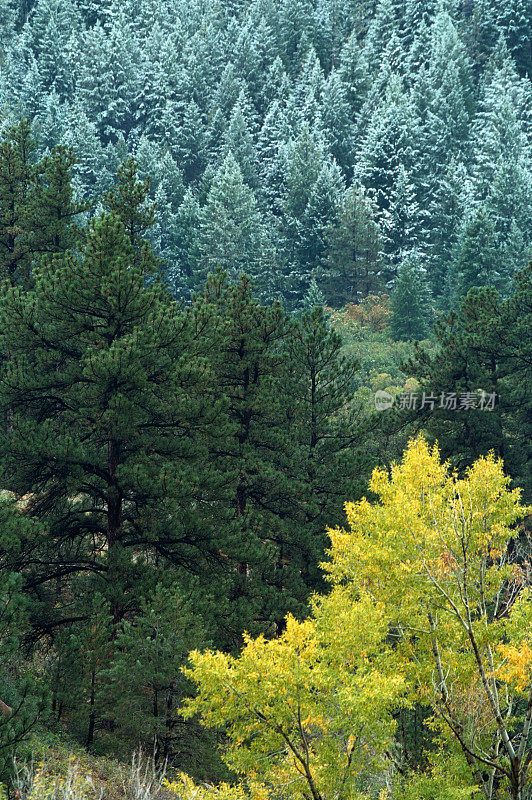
[86,669,96,748]
[107,438,124,623]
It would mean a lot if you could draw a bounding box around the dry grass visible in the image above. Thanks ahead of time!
[11,750,177,800]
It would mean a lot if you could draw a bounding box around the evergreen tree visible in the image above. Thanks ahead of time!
[77,20,140,143]
[300,277,325,310]
[0,120,35,284]
[337,29,371,118]
[220,99,259,188]
[32,87,66,152]
[134,138,184,211]
[485,158,532,277]
[426,158,473,301]
[0,122,83,286]
[355,74,421,230]
[171,100,208,185]
[381,163,424,271]
[288,305,369,542]
[390,251,431,339]
[0,212,227,632]
[105,158,156,266]
[449,206,505,302]
[232,16,277,113]
[407,262,532,501]
[262,56,292,108]
[320,70,355,176]
[275,0,314,75]
[19,0,80,100]
[78,0,114,29]
[256,99,292,207]
[100,585,215,769]
[415,12,473,195]
[290,47,325,124]
[471,44,531,194]
[193,154,276,295]
[463,0,503,72]
[277,123,329,299]
[168,188,201,295]
[363,0,401,74]
[297,159,344,284]
[0,4,17,60]
[52,593,113,748]
[323,184,383,306]
[61,105,114,201]
[0,502,47,781]
[496,0,531,77]
[195,273,302,635]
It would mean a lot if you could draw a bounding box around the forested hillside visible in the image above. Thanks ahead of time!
[0,0,530,308]
[0,1,531,799]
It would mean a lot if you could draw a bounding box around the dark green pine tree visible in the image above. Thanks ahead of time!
[391,251,431,340]
[407,262,532,501]
[288,305,369,561]
[0,120,35,285]
[323,185,383,307]
[0,501,47,781]
[105,158,156,267]
[99,584,218,772]
[51,593,113,748]
[195,273,321,636]
[0,122,84,287]
[0,211,227,634]
[29,145,86,258]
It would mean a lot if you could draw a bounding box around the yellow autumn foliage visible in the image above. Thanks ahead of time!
[182,436,531,800]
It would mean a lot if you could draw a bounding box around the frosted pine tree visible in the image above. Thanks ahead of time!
[171,100,208,184]
[382,163,424,273]
[220,97,260,188]
[60,101,113,200]
[337,30,371,118]
[320,70,355,177]
[298,159,344,281]
[363,0,401,75]
[496,0,532,76]
[19,0,80,99]
[290,47,325,125]
[257,99,293,207]
[193,153,277,295]
[471,41,530,195]
[355,74,420,214]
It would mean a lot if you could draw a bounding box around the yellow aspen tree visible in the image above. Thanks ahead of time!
[325,435,532,800]
[183,594,405,800]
